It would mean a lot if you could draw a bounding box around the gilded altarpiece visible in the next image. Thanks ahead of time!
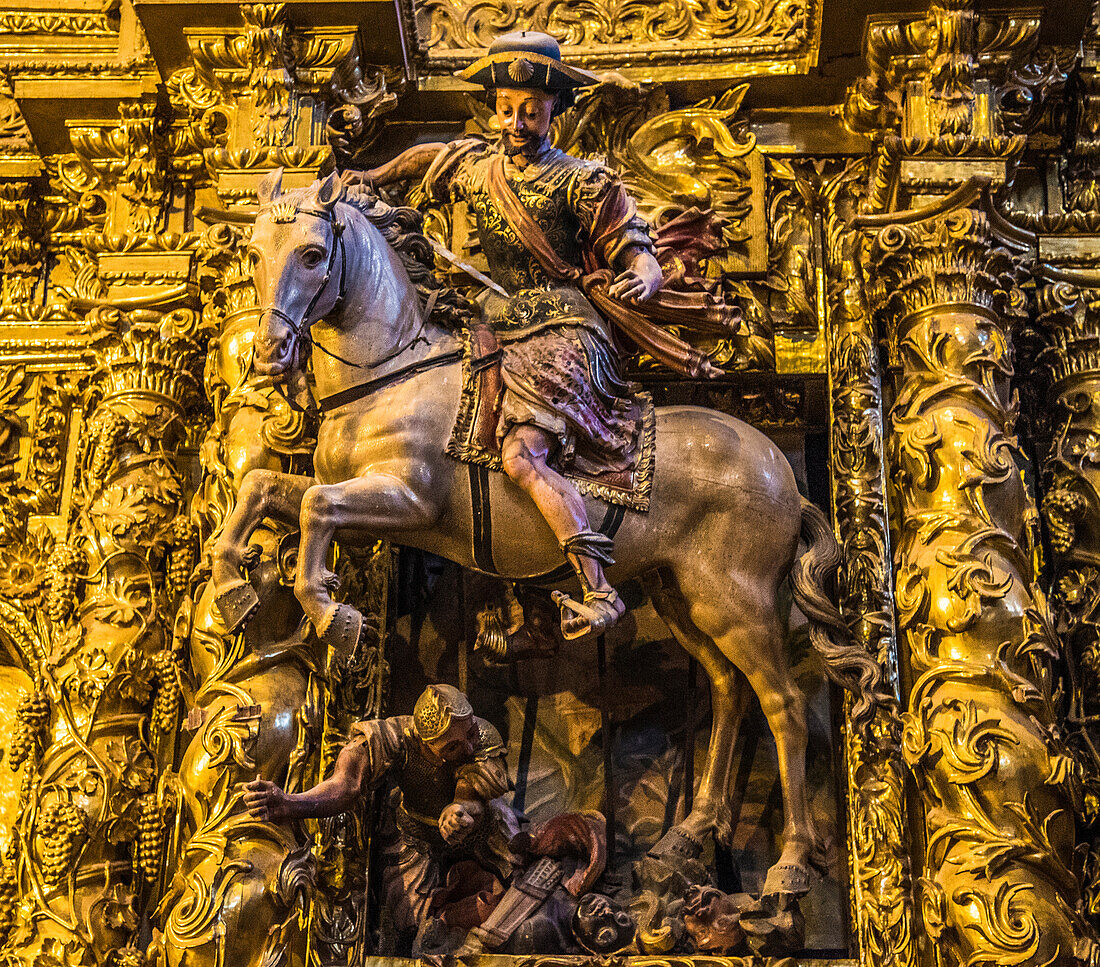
[1,0,1100,965]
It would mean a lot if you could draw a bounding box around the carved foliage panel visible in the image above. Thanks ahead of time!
[411,0,822,76]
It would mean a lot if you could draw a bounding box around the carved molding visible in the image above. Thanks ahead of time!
[824,162,915,967]
[409,0,823,79]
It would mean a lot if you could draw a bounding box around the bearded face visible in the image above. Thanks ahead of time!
[493,88,557,160]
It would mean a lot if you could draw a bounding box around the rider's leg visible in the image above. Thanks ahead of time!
[500,424,625,636]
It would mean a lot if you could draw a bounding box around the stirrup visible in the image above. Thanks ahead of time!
[552,587,622,640]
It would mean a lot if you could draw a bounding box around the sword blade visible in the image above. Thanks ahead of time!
[428,237,511,299]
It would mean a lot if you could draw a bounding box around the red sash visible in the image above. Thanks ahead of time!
[486,156,729,379]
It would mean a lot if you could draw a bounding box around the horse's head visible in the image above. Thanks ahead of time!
[249,169,347,377]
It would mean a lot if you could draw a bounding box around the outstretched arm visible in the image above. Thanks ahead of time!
[342,143,448,190]
[244,739,372,822]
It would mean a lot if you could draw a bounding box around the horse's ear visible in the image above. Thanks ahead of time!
[258,168,284,205]
[316,171,342,212]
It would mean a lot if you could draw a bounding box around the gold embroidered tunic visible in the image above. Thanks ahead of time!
[422,139,653,471]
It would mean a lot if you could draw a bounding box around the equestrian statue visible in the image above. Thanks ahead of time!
[210,30,888,899]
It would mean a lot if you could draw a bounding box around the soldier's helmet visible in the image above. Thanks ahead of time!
[413,683,474,742]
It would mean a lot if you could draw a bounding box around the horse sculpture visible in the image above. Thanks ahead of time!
[211,169,886,897]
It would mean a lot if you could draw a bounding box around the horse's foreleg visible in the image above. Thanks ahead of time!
[294,474,438,652]
[211,469,312,630]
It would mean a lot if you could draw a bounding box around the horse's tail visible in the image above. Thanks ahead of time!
[790,497,897,738]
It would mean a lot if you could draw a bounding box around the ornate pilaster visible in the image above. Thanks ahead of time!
[823,163,914,967]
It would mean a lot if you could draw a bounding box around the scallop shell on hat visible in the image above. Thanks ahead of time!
[508,57,535,82]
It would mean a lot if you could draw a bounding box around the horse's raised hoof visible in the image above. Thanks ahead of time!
[317,602,363,655]
[647,826,704,863]
[214,579,260,632]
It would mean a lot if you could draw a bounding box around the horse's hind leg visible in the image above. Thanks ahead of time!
[678,574,822,896]
[649,581,751,852]
[211,469,312,630]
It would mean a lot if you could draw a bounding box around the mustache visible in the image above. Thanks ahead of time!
[503,132,541,156]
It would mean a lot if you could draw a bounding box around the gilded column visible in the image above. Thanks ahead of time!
[1026,3,1100,930]
[0,93,206,967]
[865,201,1088,964]
[1037,276,1100,929]
[151,10,391,967]
[842,2,1095,961]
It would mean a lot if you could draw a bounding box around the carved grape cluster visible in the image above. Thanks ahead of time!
[89,409,128,483]
[136,793,165,884]
[44,541,83,624]
[8,689,50,772]
[37,800,86,886]
[167,517,197,598]
[149,650,181,737]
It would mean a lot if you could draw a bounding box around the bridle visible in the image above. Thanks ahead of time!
[256,198,455,412]
[257,202,434,373]
[258,204,356,368]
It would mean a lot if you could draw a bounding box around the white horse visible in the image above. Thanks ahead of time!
[211,170,886,895]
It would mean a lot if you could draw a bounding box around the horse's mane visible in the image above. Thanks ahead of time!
[339,184,472,330]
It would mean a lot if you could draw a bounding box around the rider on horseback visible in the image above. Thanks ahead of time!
[350,31,726,638]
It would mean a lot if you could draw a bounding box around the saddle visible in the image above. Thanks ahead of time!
[445,325,655,512]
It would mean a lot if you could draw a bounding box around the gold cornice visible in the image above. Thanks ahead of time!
[409,0,823,85]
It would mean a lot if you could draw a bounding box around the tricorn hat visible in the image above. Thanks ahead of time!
[457,30,598,92]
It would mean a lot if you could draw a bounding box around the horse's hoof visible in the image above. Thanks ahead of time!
[761,841,827,899]
[214,580,260,632]
[761,862,812,899]
[647,826,704,863]
[317,602,363,654]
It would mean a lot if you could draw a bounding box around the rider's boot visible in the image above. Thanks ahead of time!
[553,529,626,640]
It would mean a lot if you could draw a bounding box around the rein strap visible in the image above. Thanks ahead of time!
[318,349,464,413]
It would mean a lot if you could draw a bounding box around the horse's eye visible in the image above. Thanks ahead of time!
[301,248,323,268]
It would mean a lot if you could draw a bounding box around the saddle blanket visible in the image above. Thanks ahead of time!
[444,326,655,512]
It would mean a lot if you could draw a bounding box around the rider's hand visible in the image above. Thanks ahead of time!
[243,777,291,822]
[339,169,377,191]
[608,249,663,302]
[439,802,477,843]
